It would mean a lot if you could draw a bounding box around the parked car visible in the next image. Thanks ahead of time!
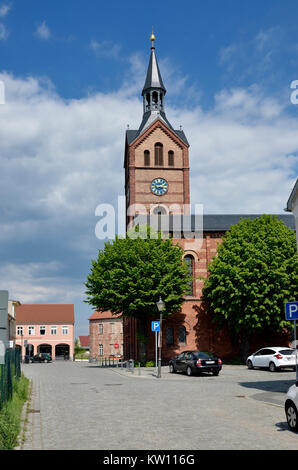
[169,351,222,376]
[246,347,297,372]
[285,383,298,432]
[30,353,52,363]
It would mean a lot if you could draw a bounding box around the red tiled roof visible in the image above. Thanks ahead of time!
[16,304,74,324]
[79,336,89,347]
[88,310,121,321]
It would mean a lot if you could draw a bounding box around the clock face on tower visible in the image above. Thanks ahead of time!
[151,178,168,196]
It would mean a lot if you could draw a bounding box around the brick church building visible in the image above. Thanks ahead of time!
[122,34,295,362]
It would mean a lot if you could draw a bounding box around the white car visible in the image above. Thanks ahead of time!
[246,347,298,372]
[285,383,298,432]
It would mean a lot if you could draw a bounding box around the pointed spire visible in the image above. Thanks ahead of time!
[142,31,166,96]
[138,31,174,134]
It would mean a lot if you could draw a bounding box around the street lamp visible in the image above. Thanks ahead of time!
[156,297,165,378]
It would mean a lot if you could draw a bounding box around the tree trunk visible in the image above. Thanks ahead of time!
[239,335,250,363]
[137,318,148,363]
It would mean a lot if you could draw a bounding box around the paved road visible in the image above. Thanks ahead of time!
[19,361,298,450]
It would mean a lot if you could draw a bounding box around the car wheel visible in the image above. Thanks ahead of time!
[269,361,278,372]
[186,366,192,376]
[169,364,175,373]
[212,370,219,376]
[247,360,254,370]
[286,401,298,432]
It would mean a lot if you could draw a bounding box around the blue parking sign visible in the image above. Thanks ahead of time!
[285,301,298,320]
[152,321,160,332]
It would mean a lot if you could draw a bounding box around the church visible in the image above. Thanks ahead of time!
[109,34,295,362]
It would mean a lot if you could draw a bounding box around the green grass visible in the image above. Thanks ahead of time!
[0,374,30,450]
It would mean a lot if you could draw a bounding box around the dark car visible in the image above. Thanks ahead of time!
[169,350,222,376]
[31,353,52,363]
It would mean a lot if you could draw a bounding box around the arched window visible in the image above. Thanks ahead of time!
[152,91,158,104]
[99,344,103,356]
[168,150,174,166]
[154,143,163,166]
[166,327,174,346]
[144,150,150,166]
[152,205,166,215]
[184,254,194,296]
[178,326,186,344]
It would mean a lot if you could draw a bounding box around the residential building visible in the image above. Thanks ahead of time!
[78,335,90,354]
[89,311,123,359]
[0,290,21,348]
[15,304,75,360]
[7,299,21,347]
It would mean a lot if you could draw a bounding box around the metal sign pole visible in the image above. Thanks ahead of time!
[155,330,157,375]
[295,319,298,383]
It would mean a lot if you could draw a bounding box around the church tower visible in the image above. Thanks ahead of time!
[124,33,190,228]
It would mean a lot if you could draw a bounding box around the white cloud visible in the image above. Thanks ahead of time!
[35,20,51,40]
[0,23,8,39]
[0,3,11,17]
[89,39,121,59]
[0,262,84,304]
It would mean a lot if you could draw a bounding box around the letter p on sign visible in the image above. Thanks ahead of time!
[285,302,298,320]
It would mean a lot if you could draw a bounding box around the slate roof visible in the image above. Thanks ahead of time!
[202,214,295,231]
[133,213,296,232]
[142,46,166,95]
[286,179,298,212]
[126,125,189,147]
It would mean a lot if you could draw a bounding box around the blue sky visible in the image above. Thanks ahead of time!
[0,0,297,337]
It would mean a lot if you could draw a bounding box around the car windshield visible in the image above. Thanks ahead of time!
[279,349,296,355]
[192,351,214,359]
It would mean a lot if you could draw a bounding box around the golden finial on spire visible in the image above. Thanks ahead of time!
[150,27,155,44]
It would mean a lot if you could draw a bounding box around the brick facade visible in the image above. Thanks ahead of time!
[121,39,292,362]
[89,311,123,359]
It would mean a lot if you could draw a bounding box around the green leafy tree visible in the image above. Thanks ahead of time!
[202,215,298,360]
[85,225,192,326]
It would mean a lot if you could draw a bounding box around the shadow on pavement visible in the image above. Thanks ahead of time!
[239,378,295,394]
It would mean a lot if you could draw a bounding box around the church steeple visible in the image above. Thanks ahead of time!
[142,32,166,111]
[138,32,172,134]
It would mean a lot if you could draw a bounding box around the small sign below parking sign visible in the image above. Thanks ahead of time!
[152,321,160,332]
[285,301,298,320]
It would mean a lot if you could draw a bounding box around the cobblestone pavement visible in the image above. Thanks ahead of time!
[19,361,298,450]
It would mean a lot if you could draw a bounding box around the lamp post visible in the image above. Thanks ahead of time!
[156,297,165,378]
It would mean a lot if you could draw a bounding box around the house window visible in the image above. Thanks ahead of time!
[166,327,174,346]
[168,150,174,166]
[144,150,150,166]
[28,326,35,336]
[62,326,68,335]
[40,326,46,335]
[110,323,115,334]
[154,143,163,166]
[184,254,194,296]
[99,344,103,356]
[98,324,103,334]
[17,326,23,336]
[178,326,186,344]
[51,326,57,335]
